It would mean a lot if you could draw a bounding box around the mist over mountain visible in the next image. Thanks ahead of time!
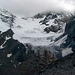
[0,0,75,17]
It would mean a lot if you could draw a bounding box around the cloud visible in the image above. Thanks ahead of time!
[0,0,75,17]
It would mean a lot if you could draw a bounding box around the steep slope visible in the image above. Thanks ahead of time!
[13,12,70,46]
[64,16,75,52]
[0,8,75,75]
[34,53,75,75]
[34,15,75,75]
[0,8,72,46]
[0,29,55,75]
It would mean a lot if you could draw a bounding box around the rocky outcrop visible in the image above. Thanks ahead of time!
[0,9,15,27]
[34,13,44,19]
[34,53,75,75]
[0,29,14,46]
[64,16,75,52]
[44,25,61,33]
[0,29,26,66]
[34,15,75,75]
[0,29,56,75]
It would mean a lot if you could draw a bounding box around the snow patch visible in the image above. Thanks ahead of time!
[7,53,12,58]
[0,64,2,66]
[10,60,13,62]
[62,48,73,57]
[14,64,16,68]
[18,62,22,65]
[0,19,10,32]
[0,40,7,49]
[6,36,11,40]
[0,45,4,49]
[18,47,20,49]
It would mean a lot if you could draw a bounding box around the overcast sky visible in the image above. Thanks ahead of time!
[0,0,75,17]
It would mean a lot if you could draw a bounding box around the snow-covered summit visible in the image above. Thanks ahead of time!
[0,8,13,17]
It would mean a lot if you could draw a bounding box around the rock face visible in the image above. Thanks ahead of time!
[39,13,57,25]
[44,25,61,33]
[0,29,55,75]
[34,16,75,75]
[64,16,75,52]
[0,9,15,28]
[39,12,72,33]
[0,29,14,46]
[34,13,44,19]
[0,29,26,66]
[34,53,75,75]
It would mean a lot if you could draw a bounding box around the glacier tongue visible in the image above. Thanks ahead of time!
[0,8,69,46]
[12,16,65,46]
[13,31,63,46]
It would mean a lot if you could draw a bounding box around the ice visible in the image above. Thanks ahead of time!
[0,9,65,46]
[12,17,63,46]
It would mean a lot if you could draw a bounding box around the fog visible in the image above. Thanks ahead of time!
[0,0,75,17]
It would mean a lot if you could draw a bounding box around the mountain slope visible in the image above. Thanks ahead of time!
[34,15,75,75]
[0,8,72,46]
[0,8,75,75]
[34,53,75,75]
